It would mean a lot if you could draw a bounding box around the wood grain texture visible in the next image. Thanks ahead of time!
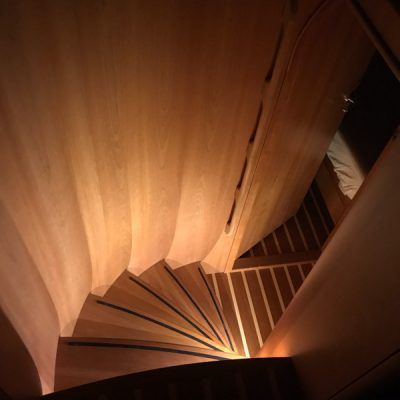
[236,179,333,277]
[204,0,374,272]
[174,263,233,350]
[214,274,245,356]
[210,263,311,357]
[73,294,230,352]
[258,136,400,399]
[235,0,374,257]
[55,337,240,391]
[140,261,218,341]
[234,250,321,270]
[105,271,210,338]
[0,204,60,394]
[0,1,282,391]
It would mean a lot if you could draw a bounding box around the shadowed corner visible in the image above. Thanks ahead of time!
[0,308,42,399]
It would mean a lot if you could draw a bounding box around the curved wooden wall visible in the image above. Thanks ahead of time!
[0,1,282,392]
[0,205,59,393]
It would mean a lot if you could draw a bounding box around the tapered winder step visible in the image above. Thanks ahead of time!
[140,260,229,348]
[104,270,216,342]
[55,337,242,391]
[174,262,236,352]
[73,294,230,352]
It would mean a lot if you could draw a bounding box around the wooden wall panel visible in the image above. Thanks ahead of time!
[258,136,400,399]
[0,1,282,391]
[0,1,93,335]
[235,0,373,256]
[204,0,374,272]
[203,0,326,272]
[165,1,284,265]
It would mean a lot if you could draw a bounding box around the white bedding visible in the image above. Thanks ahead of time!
[327,131,365,199]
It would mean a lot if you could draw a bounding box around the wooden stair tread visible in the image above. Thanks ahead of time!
[73,295,230,352]
[174,262,236,352]
[56,337,242,391]
[56,261,267,390]
[104,271,213,340]
[140,261,226,347]
[213,273,247,357]
[73,319,213,350]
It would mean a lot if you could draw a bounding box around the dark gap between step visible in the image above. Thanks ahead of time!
[163,266,225,346]
[67,341,227,361]
[95,299,220,352]
[128,276,212,340]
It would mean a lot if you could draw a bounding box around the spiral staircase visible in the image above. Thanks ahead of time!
[56,261,246,391]
[51,182,328,397]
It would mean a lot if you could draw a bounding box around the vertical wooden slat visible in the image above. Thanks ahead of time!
[286,217,306,252]
[229,273,258,356]
[301,263,313,278]
[260,239,268,255]
[211,274,222,305]
[302,203,322,248]
[294,215,309,251]
[287,265,303,292]
[227,273,250,358]
[282,219,305,282]
[304,192,328,245]
[296,206,319,250]
[309,186,331,236]
[283,222,295,251]
[311,180,335,231]
[260,269,284,321]
[252,242,266,256]
[273,267,293,308]
[245,270,273,341]
[242,272,264,347]
[272,232,282,253]
[274,226,292,253]
[256,270,275,329]
[214,274,246,356]
[284,266,296,296]
[264,233,279,255]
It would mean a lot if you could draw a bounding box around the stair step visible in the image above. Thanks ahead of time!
[56,337,242,391]
[104,271,214,341]
[211,274,247,357]
[73,294,230,352]
[174,262,237,352]
[140,260,227,348]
